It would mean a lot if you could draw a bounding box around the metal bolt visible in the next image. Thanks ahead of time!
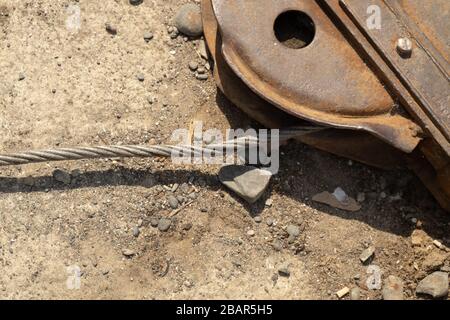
[396,37,413,58]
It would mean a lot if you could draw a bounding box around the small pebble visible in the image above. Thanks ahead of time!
[254,216,262,223]
[286,224,300,243]
[196,74,208,81]
[433,240,443,249]
[143,32,154,42]
[137,73,145,82]
[105,23,117,35]
[232,259,242,267]
[180,183,190,194]
[158,218,172,232]
[247,230,255,237]
[18,73,25,81]
[188,192,197,200]
[129,0,143,5]
[122,249,135,257]
[132,226,140,238]
[167,195,179,209]
[272,240,283,252]
[188,61,199,71]
[182,223,192,231]
[176,195,185,204]
[150,218,159,228]
[278,266,290,277]
[174,4,203,37]
[336,287,350,299]
[360,246,375,264]
[53,169,71,185]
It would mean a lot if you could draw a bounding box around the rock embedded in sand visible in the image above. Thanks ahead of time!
[175,4,203,37]
[416,272,449,299]
[219,165,272,204]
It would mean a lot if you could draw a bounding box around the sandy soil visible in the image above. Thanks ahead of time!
[0,0,448,300]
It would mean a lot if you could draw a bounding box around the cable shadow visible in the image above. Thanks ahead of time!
[0,141,448,248]
[0,92,448,246]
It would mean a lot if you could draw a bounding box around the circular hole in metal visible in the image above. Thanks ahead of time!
[274,11,315,49]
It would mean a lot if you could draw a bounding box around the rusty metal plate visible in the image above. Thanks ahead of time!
[341,0,450,145]
[211,0,421,153]
[389,0,449,74]
[318,0,450,158]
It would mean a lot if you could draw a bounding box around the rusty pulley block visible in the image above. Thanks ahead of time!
[201,0,450,211]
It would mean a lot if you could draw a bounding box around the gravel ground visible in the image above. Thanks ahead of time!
[0,0,448,300]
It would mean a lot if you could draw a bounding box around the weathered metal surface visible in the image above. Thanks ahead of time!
[388,0,449,75]
[318,0,450,157]
[202,0,407,170]
[341,0,450,147]
[211,0,421,153]
[202,0,301,128]
[321,0,450,209]
[202,0,450,210]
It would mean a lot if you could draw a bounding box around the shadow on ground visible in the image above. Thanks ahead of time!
[0,139,448,248]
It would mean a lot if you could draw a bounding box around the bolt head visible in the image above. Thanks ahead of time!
[396,37,413,58]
